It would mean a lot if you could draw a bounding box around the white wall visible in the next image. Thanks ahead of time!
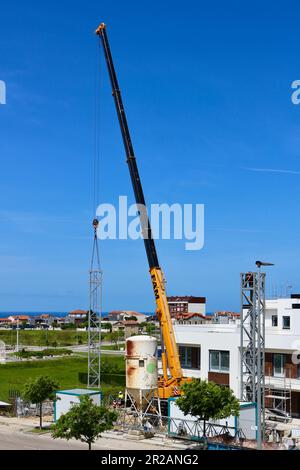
[169,399,256,440]
[55,392,101,421]
[187,303,206,315]
[174,324,241,396]
[174,297,300,397]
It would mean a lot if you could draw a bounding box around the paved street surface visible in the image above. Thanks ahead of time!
[4,343,125,361]
[0,424,176,450]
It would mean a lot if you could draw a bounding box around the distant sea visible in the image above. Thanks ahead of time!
[0,312,69,318]
[0,311,152,318]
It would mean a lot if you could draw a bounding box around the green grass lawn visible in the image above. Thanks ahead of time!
[0,355,125,402]
[101,344,125,350]
[0,330,88,347]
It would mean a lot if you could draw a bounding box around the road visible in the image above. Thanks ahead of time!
[5,343,125,361]
[0,425,174,450]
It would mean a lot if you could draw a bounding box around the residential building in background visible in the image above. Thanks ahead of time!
[67,309,87,326]
[112,320,140,338]
[173,296,300,418]
[107,311,147,323]
[167,296,206,317]
[174,313,206,325]
[8,315,31,324]
[212,311,240,324]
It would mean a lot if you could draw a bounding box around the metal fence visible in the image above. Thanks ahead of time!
[113,406,245,443]
[15,398,54,417]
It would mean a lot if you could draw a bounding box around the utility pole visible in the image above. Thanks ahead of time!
[16,319,19,355]
[88,219,102,388]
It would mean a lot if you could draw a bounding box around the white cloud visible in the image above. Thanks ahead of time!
[242,167,300,175]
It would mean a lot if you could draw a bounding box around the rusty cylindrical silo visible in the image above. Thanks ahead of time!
[125,335,158,409]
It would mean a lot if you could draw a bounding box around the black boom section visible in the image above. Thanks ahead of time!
[97,25,159,269]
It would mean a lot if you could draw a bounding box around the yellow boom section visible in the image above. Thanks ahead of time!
[150,268,183,380]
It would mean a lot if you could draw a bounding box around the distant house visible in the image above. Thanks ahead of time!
[167,296,206,317]
[8,315,31,325]
[112,320,140,338]
[174,313,206,325]
[52,316,68,327]
[108,311,147,324]
[145,313,159,327]
[0,318,11,326]
[67,309,88,326]
[213,311,240,324]
[34,314,55,328]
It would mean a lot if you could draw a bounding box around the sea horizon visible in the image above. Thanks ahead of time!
[0,311,153,318]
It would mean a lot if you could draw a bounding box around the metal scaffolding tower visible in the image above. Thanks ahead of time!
[265,372,292,421]
[88,219,102,388]
[240,271,266,447]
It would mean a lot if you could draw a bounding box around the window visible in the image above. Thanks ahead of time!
[179,346,200,369]
[283,316,290,330]
[209,350,230,372]
[272,315,278,327]
[273,354,285,377]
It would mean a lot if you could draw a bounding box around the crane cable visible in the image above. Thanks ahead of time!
[90,39,102,272]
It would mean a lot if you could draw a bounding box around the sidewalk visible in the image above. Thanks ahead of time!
[0,415,191,449]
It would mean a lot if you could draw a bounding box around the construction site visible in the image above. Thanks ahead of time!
[1,2,300,458]
[73,23,300,450]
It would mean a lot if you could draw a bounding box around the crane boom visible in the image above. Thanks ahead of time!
[96,23,185,397]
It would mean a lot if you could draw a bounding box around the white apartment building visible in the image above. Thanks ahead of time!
[174,296,300,417]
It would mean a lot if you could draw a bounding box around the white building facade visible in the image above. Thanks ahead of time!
[173,296,300,417]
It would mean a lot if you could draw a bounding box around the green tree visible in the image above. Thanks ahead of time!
[52,395,117,450]
[109,331,123,350]
[145,322,155,336]
[22,376,59,429]
[102,322,112,333]
[176,379,240,437]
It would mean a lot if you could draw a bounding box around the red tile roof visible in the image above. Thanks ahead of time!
[215,311,240,317]
[10,315,29,321]
[114,320,139,326]
[175,313,206,320]
[109,310,145,316]
[69,310,87,315]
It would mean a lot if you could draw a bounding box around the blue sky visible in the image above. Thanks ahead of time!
[0,0,300,312]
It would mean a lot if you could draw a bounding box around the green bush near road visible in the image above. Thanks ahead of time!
[16,348,72,359]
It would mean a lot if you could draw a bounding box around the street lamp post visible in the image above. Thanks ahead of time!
[16,319,19,355]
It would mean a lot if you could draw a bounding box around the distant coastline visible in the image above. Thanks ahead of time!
[0,312,69,318]
[0,311,152,319]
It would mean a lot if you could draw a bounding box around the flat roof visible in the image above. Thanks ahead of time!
[56,388,100,396]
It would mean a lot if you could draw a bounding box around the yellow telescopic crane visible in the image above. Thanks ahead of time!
[96,23,190,398]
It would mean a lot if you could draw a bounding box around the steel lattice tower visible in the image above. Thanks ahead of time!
[88,219,102,388]
[240,271,266,447]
